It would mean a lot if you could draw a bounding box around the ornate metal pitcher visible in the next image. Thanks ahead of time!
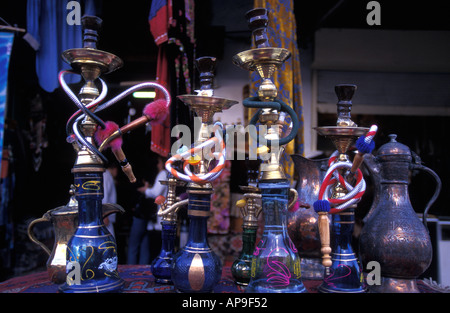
[360,134,441,292]
[288,155,328,279]
[27,186,124,284]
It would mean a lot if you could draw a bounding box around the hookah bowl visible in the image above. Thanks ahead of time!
[58,16,125,293]
[313,84,369,293]
[232,8,306,293]
[170,56,237,292]
[150,175,187,284]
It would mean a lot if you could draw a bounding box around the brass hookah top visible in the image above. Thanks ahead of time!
[62,16,123,78]
[232,8,299,181]
[175,57,237,189]
[314,84,369,155]
[61,16,123,168]
[232,8,291,102]
[177,56,237,125]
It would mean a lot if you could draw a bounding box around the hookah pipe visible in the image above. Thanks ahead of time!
[313,125,378,273]
[61,63,171,183]
[56,15,133,293]
[165,123,226,184]
[94,98,170,183]
[232,8,305,293]
[166,56,229,185]
[231,155,262,286]
[57,16,171,293]
[237,7,299,152]
[169,56,237,293]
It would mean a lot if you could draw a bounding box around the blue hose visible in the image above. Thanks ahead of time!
[243,97,299,147]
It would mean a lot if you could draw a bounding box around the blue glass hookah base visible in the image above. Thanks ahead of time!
[59,171,124,293]
[58,232,124,293]
[246,180,306,293]
[318,210,366,293]
[151,222,177,284]
[171,190,222,292]
[171,246,222,293]
[245,236,306,293]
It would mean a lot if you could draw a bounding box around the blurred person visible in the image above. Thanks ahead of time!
[127,156,168,264]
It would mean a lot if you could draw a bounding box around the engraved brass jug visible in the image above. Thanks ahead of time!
[359,134,441,292]
[27,188,124,284]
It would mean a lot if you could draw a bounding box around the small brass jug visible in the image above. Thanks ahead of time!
[360,134,441,292]
[27,187,124,284]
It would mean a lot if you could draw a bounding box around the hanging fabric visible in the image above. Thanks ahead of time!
[249,0,305,181]
[0,31,14,180]
[0,31,15,273]
[26,0,85,93]
[148,0,195,157]
[149,0,172,157]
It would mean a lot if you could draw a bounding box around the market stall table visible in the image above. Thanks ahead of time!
[0,264,443,293]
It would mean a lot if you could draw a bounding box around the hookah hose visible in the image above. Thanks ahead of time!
[60,71,109,162]
[165,123,226,184]
[59,70,171,178]
[244,96,299,147]
[314,125,378,214]
[60,71,108,133]
[96,98,169,151]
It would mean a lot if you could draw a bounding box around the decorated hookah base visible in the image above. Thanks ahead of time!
[368,276,421,293]
[59,277,124,293]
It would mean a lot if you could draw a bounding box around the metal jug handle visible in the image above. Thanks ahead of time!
[410,152,442,229]
[288,188,298,210]
[27,212,52,256]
